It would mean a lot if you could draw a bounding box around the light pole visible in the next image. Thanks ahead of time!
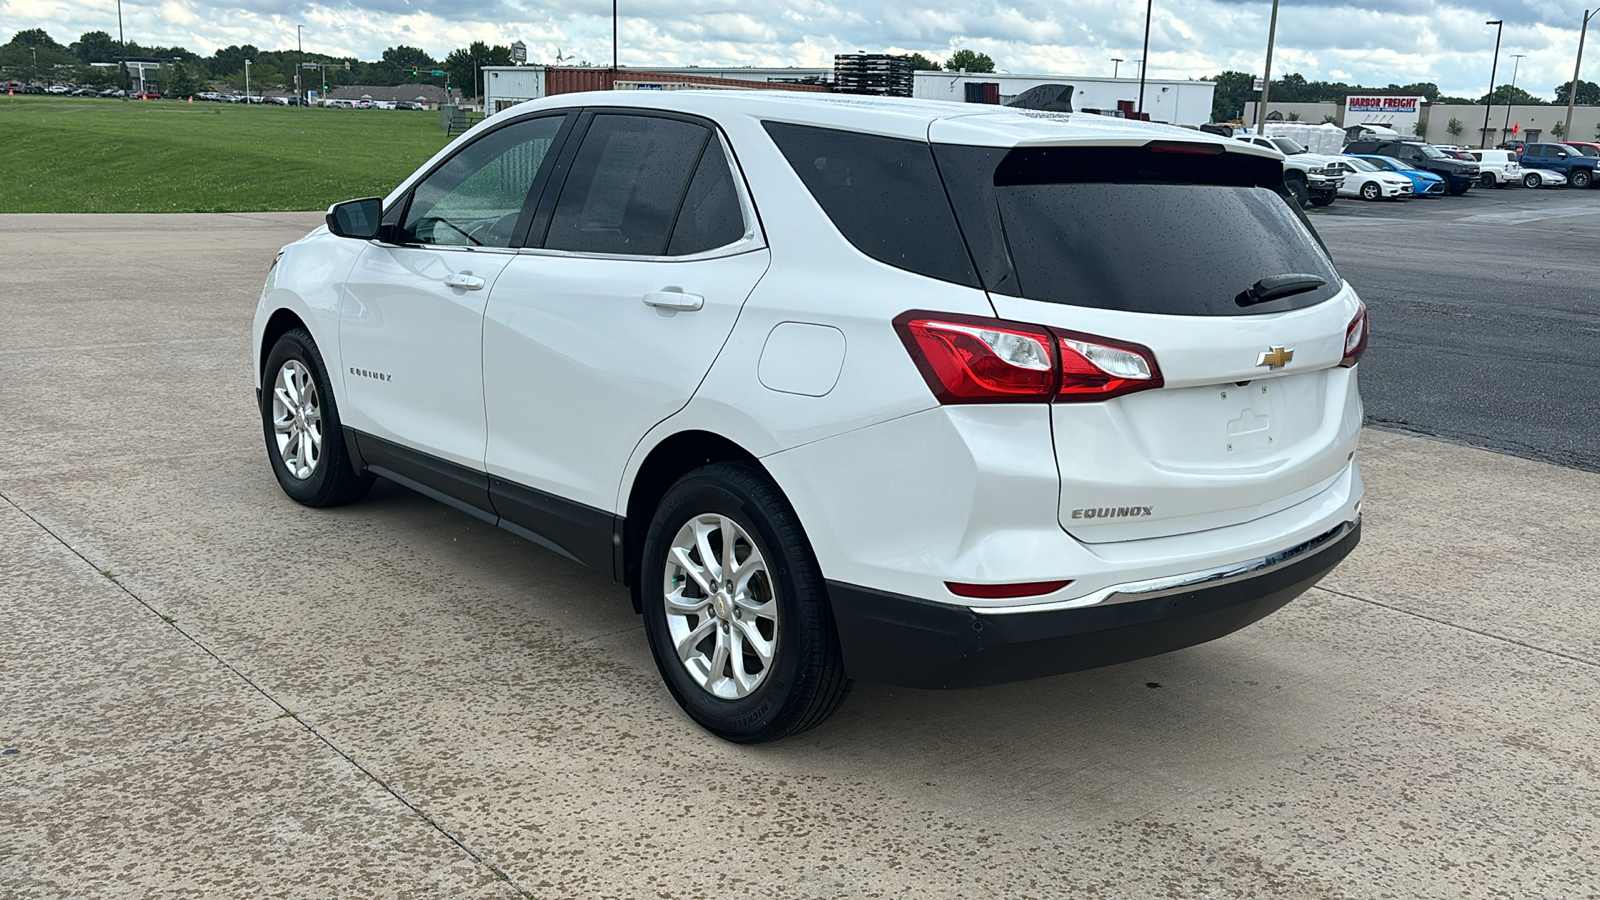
[1482,20,1503,149]
[296,25,304,107]
[1502,53,1525,136]
[244,58,251,104]
[1565,8,1598,141]
[613,0,619,72]
[1257,0,1281,134]
[116,0,129,94]
[1137,0,1153,115]
[1112,57,1123,79]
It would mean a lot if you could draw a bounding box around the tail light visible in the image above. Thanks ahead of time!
[894,312,1163,404]
[1340,301,1368,368]
[946,579,1073,599]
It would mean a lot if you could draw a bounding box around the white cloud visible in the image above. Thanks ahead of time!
[1,0,1593,100]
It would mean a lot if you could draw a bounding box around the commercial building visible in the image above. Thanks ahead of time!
[912,71,1216,126]
[1243,95,1600,147]
[482,66,831,114]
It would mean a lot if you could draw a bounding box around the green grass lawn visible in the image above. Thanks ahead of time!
[0,96,454,213]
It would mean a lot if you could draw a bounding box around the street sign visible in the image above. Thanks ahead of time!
[1253,77,1264,91]
[430,69,445,76]
[512,41,527,64]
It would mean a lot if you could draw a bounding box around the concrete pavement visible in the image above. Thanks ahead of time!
[2,214,1597,898]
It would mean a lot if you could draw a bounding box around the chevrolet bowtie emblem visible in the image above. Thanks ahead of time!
[1256,346,1294,369]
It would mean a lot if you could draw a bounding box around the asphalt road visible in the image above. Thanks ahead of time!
[1311,185,1600,472]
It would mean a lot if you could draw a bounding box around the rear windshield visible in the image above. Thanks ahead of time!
[935,144,1343,316]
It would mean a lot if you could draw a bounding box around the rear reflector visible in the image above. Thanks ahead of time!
[1340,301,1369,368]
[946,580,1073,599]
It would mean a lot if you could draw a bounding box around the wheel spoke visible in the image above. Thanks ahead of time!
[670,546,713,594]
[706,626,730,686]
[733,616,774,666]
[273,386,295,412]
[675,615,716,663]
[727,626,759,695]
[664,584,709,616]
[720,516,737,587]
[732,548,765,593]
[693,518,722,582]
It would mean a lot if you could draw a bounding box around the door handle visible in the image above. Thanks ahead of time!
[643,291,704,311]
[444,273,486,291]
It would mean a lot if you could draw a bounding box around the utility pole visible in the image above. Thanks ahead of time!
[1257,0,1281,134]
[1502,53,1525,135]
[297,25,304,108]
[116,0,129,95]
[1482,20,1504,149]
[1112,57,1123,79]
[613,0,619,72]
[1565,9,1597,141]
[1137,0,1153,116]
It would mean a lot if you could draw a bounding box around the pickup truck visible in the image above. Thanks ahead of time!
[1343,139,1479,194]
[1234,134,1347,207]
[1519,143,1600,188]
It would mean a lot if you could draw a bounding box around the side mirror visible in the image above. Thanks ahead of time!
[326,197,383,240]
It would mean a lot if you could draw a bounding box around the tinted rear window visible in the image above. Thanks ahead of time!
[763,122,978,287]
[935,144,1342,316]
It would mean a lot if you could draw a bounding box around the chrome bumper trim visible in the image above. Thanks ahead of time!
[972,517,1359,616]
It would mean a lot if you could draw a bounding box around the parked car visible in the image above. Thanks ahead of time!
[1497,140,1526,153]
[1518,142,1600,188]
[1467,149,1522,187]
[1342,139,1479,194]
[1235,134,1346,207]
[1346,154,1447,196]
[1521,168,1568,188]
[394,100,425,110]
[1557,140,1600,157]
[1338,156,1414,200]
[255,93,1367,741]
[130,90,163,100]
[46,85,70,94]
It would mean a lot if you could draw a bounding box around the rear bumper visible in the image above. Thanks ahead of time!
[829,519,1360,689]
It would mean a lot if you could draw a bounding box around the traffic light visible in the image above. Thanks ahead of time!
[411,67,418,75]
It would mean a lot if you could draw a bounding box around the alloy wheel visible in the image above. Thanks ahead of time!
[271,359,322,480]
[662,513,778,699]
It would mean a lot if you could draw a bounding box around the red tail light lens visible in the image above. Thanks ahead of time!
[1340,302,1368,368]
[893,313,1058,403]
[895,312,1164,404]
[1055,330,1164,402]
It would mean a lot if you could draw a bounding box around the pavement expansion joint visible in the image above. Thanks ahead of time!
[0,487,536,898]
[1311,585,1598,670]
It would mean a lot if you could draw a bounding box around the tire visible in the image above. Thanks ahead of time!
[1359,181,1382,201]
[261,329,374,507]
[1309,190,1336,207]
[1571,169,1593,189]
[1447,180,1470,195]
[1480,173,1497,189]
[1524,172,1542,188]
[640,462,852,743]
[1285,177,1310,208]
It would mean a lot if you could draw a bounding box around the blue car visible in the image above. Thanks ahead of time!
[1346,154,1447,196]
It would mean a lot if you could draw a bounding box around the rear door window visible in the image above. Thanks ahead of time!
[935,144,1342,316]
[542,113,711,256]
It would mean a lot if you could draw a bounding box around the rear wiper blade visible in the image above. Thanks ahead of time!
[1237,273,1326,307]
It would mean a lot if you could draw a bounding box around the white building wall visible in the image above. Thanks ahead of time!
[483,67,546,114]
[911,71,1215,126]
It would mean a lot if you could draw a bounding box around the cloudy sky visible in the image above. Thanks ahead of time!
[3,0,1595,99]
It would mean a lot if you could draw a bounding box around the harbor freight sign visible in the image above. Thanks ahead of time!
[1345,94,1427,133]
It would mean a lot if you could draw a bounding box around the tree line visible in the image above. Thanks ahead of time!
[0,28,518,99]
[1206,70,1600,123]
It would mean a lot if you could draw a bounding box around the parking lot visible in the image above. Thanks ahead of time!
[2,211,1597,898]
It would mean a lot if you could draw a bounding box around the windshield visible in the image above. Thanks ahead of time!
[1566,144,1600,157]
[1344,157,1377,172]
[1417,144,1448,159]
[1387,158,1419,171]
[1270,138,1307,155]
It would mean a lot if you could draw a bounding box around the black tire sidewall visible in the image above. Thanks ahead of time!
[261,329,349,505]
[640,465,830,742]
[1286,178,1310,207]
[1575,170,1593,189]
[1525,174,1541,188]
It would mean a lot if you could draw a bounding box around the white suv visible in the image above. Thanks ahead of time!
[254,92,1367,742]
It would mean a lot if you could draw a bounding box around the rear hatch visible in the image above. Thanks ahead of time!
[931,134,1364,542]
